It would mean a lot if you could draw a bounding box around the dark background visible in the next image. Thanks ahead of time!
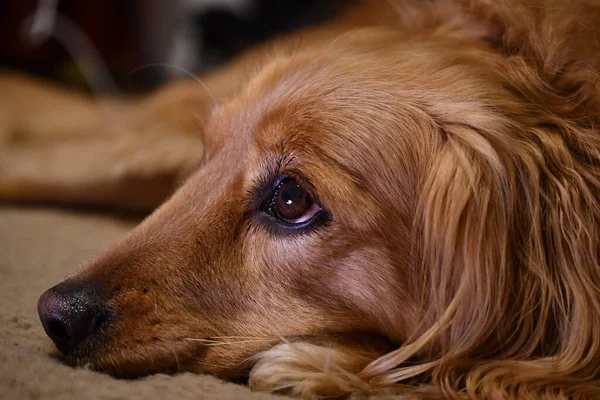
[0,0,348,94]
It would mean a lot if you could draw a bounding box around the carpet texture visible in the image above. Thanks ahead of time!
[0,206,286,400]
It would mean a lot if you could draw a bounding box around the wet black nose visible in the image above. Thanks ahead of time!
[38,282,107,355]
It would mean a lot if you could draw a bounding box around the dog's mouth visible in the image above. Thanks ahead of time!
[59,336,212,378]
[57,331,397,381]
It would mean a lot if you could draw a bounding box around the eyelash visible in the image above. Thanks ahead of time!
[265,178,286,216]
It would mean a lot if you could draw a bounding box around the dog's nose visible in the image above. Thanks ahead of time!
[37,282,107,355]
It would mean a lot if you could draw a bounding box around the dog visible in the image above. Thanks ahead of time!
[1,0,600,398]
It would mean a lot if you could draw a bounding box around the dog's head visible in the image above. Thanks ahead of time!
[38,1,600,397]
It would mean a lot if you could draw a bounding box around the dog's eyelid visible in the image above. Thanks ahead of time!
[246,158,314,204]
[255,170,320,204]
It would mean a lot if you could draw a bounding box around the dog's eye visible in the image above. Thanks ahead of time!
[267,177,321,225]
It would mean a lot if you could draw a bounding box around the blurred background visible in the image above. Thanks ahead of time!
[0,0,348,94]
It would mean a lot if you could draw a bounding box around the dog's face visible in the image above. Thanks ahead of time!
[37,29,519,377]
[33,0,600,396]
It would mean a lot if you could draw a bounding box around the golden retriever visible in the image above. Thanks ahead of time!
[2,0,600,398]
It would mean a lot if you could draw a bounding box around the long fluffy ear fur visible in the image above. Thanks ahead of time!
[249,1,600,398]
[359,0,600,398]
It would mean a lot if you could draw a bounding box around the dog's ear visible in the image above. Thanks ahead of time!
[361,4,600,390]
[447,0,600,78]
[444,0,600,124]
[363,107,600,397]
[360,110,523,389]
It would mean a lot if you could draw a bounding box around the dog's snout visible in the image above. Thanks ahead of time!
[38,282,107,355]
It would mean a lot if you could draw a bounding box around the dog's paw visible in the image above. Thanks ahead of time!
[248,341,375,399]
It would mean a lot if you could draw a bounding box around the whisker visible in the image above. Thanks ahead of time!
[131,63,219,107]
[182,338,221,343]
[210,335,281,339]
[21,9,120,95]
[383,0,403,18]
[194,359,231,369]
[327,26,361,49]
[204,339,280,347]
[182,337,281,346]
[171,346,181,373]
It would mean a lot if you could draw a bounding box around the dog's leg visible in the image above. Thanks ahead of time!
[0,74,214,211]
[0,2,396,212]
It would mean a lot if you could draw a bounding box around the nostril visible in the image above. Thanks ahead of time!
[90,313,106,334]
[47,318,69,343]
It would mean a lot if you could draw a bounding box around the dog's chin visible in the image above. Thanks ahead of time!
[60,340,263,380]
[58,343,201,378]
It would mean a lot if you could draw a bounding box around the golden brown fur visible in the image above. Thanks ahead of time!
[3,0,600,398]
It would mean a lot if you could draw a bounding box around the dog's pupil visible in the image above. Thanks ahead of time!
[277,179,310,220]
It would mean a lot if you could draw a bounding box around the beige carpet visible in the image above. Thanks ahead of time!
[0,206,286,400]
